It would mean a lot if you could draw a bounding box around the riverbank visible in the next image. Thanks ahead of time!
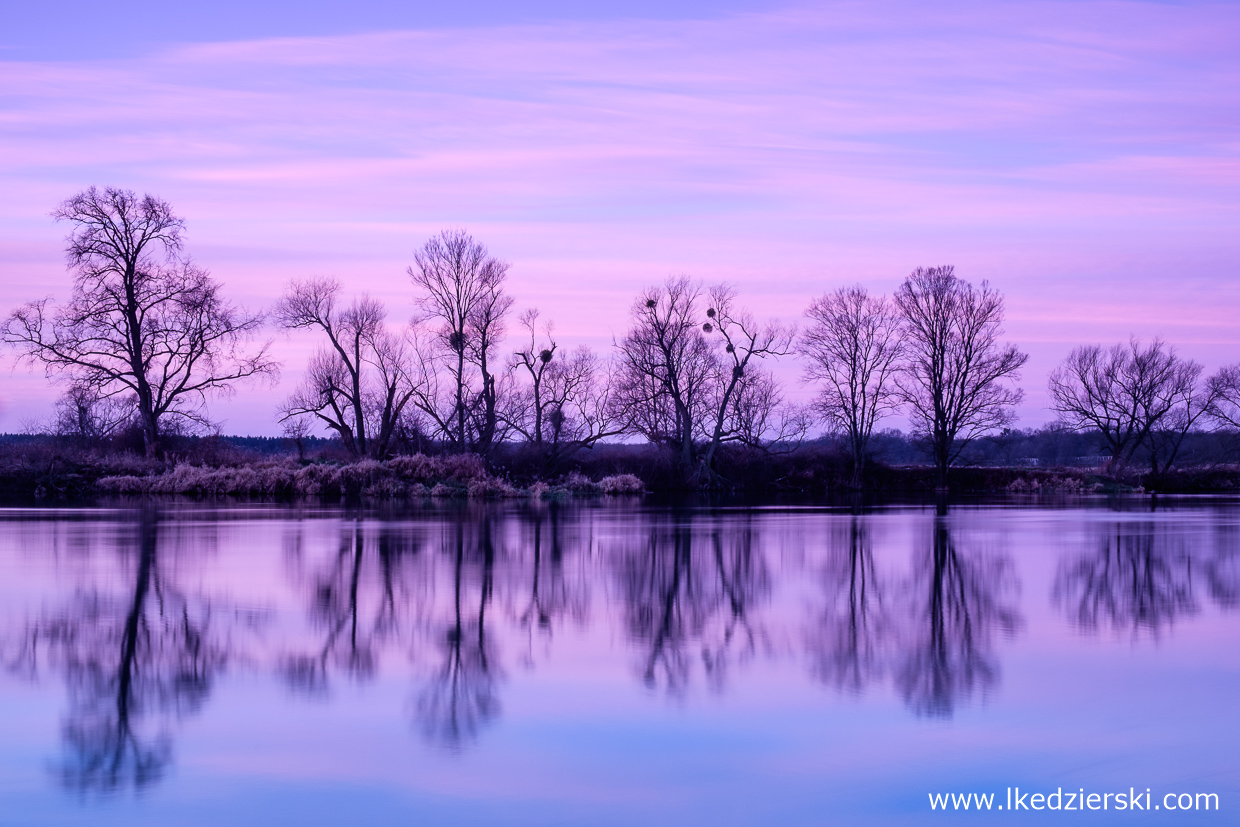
[2,443,1238,503]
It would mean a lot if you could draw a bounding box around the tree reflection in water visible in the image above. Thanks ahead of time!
[416,514,500,747]
[7,507,257,793]
[895,510,1021,718]
[19,501,1240,780]
[1205,541,1239,609]
[804,508,1020,718]
[612,513,769,694]
[280,514,421,694]
[514,503,590,668]
[703,518,769,690]
[1053,520,1198,636]
[274,505,594,748]
[806,515,889,694]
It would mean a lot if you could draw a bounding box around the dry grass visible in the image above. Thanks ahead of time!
[91,453,644,501]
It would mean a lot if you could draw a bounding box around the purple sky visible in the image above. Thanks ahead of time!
[2,0,1238,435]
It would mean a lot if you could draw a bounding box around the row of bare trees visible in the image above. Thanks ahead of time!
[1048,339,1240,474]
[800,266,1029,486]
[5,187,1240,481]
[274,230,625,464]
[259,255,1036,488]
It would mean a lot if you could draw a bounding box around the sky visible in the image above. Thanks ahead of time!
[1,0,1238,436]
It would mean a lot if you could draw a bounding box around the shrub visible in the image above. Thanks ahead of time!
[388,453,487,483]
[467,476,518,499]
[560,471,600,494]
[85,451,648,502]
[599,473,644,495]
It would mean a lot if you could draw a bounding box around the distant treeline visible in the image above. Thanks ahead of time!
[3,187,1240,492]
[4,425,1234,469]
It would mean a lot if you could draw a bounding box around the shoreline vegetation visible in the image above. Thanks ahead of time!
[3,188,1240,498]
[3,434,1239,503]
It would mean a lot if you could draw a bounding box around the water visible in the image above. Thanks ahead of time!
[1,499,1237,825]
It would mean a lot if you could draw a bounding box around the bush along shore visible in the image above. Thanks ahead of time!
[0,448,644,502]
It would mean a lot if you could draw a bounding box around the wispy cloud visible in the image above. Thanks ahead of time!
[2,0,1238,430]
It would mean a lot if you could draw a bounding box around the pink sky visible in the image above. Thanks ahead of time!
[2,0,1238,435]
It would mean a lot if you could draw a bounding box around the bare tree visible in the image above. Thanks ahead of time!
[1207,364,1240,430]
[1147,366,1218,476]
[801,286,904,485]
[614,277,795,477]
[613,277,716,469]
[408,230,513,455]
[54,384,135,442]
[276,279,416,459]
[717,363,810,452]
[511,309,559,446]
[894,266,1027,488]
[1048,338,1205,473]
[698,284,796,473]
[281,415,312,462]
[508,309,625,465]
[2,188,276,457]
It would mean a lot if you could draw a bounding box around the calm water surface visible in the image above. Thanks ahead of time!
[1,499,1237,825]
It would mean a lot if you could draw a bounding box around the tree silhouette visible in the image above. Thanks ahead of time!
[2,188,275,457]
[895,266,1027,488]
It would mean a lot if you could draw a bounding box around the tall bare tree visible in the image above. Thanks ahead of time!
[698,284,796,473]
[1208,364,1240,430]
[894,266,1027,488]
[613,277,716,469]
[276,279,416,459]
[1,188,275,457]
[1048,338,1206,473]
[614,277,796,476]
[801,285,904,485]
[408,230,513,454]
[511,309,559,447]
[1146,366,1219,476]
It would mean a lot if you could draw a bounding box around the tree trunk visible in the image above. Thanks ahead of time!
[140,406,160,459]
[934,429,950,490]
[455,348,467,452]
[850,431,866,489]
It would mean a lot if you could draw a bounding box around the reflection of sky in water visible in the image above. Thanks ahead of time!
[0,501,1237,826]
